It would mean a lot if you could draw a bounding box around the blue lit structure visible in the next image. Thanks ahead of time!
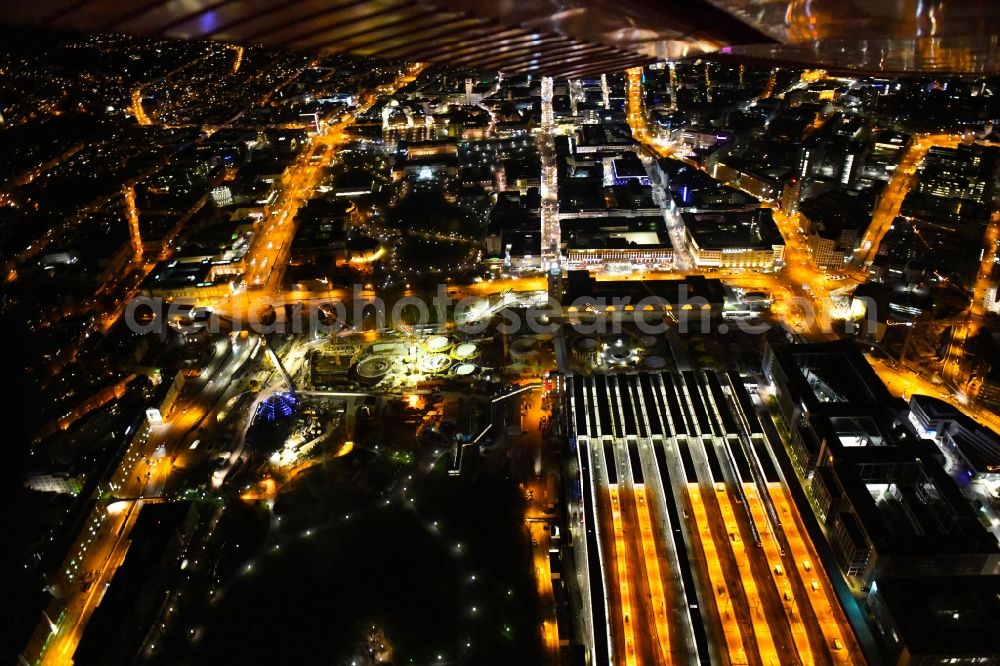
[256,392,298,422]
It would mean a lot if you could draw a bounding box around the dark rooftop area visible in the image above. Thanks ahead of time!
[873,575,1000,658]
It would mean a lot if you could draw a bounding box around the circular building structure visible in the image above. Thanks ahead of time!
[356,355,392,381]
[605,335,627,349]
[643,355,667,370]
[636,334,657,350]
[453,342,477,360]
[573,336,600,365]
[347,235,382,264]
[419,354,452,374]
[452,363,478,377]
[425,335,450,353]
[603,346,637,366]
[509,337,539,362]
[600,335,639,367]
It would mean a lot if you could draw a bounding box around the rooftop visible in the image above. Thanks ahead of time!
[873,575,1000,658]
[563,215,670,250]
[563,271,725,309]
[682,208,783,251]
[575,124,636,150]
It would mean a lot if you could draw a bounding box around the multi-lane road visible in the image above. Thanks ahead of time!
[852,133,961,268]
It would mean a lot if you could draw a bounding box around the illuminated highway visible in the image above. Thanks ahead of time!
[208,64,425,313]
[123,185,143,263]
[34,375,137,442]
[130,44,246,127]
[42,499,144,666]
[850,132,1000,414]
[626,68,676,159]
[130,86,152,126]
[531,518,560,663]
[868,355,1000,436]
[768,205,837,339]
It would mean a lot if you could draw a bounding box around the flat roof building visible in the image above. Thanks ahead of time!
[799,188,876,269]
[867,575,1000,666]
[393,139,460,181]
[558,176,658,218]
[486,190,542,271]
[562,215,674,272]
[682,208,784,269]
[572,123,638,154]
[764,340,999,589]
[654,157,757,212]
[560,271,725,328]
[609,152,649,185]
[909,394,1000,483]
